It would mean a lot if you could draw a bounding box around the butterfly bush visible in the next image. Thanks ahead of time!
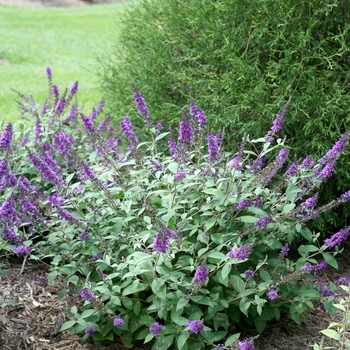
[1,69,350,349]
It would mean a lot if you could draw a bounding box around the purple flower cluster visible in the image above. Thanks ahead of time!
[267,289,279,301]
[81,114,95,134]
[133,87,152,127]
[85,326,95,336]
[120,116,139,148]
[4,228,23,244]
[11,245,32,256]
[185,320,205,334]
[152,226,176,253]
[238,338,255,350]
[228,244,252,260]
[301,155,314,169]
[284,162,298,177]
[28,150,64,187]
[79,288,95,302]
[69,81,78,96]
[207,132,221,163]
[178,111,193,144]
[0,197,17,222]
[80,231,90,241]
[236,199,251,211]
[174,172,186,182]
[301,195,318,209]
[318,279,335,297]
[155,122,163,133]
[0,123,13,150]
[279,243,290,258]
[264,99,290,141]
[97,114,112,131]
[149,322,163,337]
[243,268,255,279]
[255,215,272,229]
[324,226,350,248]
[229,155,243,171]
[340,190,350,203]
[113,315,124,328]
[191,263,209,289]
[53,132,74,155]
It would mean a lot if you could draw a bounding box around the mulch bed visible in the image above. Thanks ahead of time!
[1,249,350,350]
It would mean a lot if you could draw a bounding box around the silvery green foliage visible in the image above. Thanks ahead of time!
[1,72,350,349]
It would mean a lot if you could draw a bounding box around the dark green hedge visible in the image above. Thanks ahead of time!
[99,0,350,234]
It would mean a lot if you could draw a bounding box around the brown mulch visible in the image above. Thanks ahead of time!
[1,250,350,350]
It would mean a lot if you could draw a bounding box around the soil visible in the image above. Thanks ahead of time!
[1,251,350,350]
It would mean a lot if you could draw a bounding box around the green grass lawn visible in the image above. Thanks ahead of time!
[0,1,133,124]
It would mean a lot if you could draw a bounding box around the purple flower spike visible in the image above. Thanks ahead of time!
[341,190,350,203]
[228,244,252,260]
[80,231,90,241]
[113,315,124,328]
[120,116,139,147]
[11,245,32,256]
[207,132,221,162]
[255,215,272,229]
[324,226,350,248]
[243,268,255,279]
[174,172,186,182]
[178,110,193,144]
[149,322,163,337]
[85,326,95,336]
[151,226,176,253]
[0,197,16,222]
[79,288,95,302]
[191,262,209,289]
[46,67,52,78]
[238,338,255,350]
[279,243,290,258]
[301,194,318,209]
[301,155,314,169]
[185,320,205,334]
[133,87,152,127]
[98,115,112,131]
[189,100,197,118]
[70,81,78,95]
[51,84,59,97]
[81,114,95,134]
[168,137,177,155]
[4,228,23,244]
[0,123,13,149]
[267,289,279,301]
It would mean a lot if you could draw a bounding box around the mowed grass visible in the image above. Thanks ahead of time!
[0,1,133,124]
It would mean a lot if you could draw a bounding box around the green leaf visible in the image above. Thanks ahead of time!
[282,203,295,214]
[177,332,188,350]
[225,333,240,346]
[298,245,319,257]
[285,184,302,201]
[221,263,232,280]
[230,275,245,292]
[122,280,148,295]
[259,270,271,282]
[60,320,77,332]
[322,252,338,270]
[151,278,166,299]
[207,251,226,261]
[48,270,58,284]
[168,162,179,174]
[237,216,258,224]
[204,218,216,231]
[191,295,213,307]
[144,333,154,343]
[176,296,189,311]
[239,297,251,317]
[320,329,340,341]
[81,309,97,318]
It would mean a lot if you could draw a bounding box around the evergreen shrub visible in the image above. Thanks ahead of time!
[99,0,350,233]
[1,70,350,349]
